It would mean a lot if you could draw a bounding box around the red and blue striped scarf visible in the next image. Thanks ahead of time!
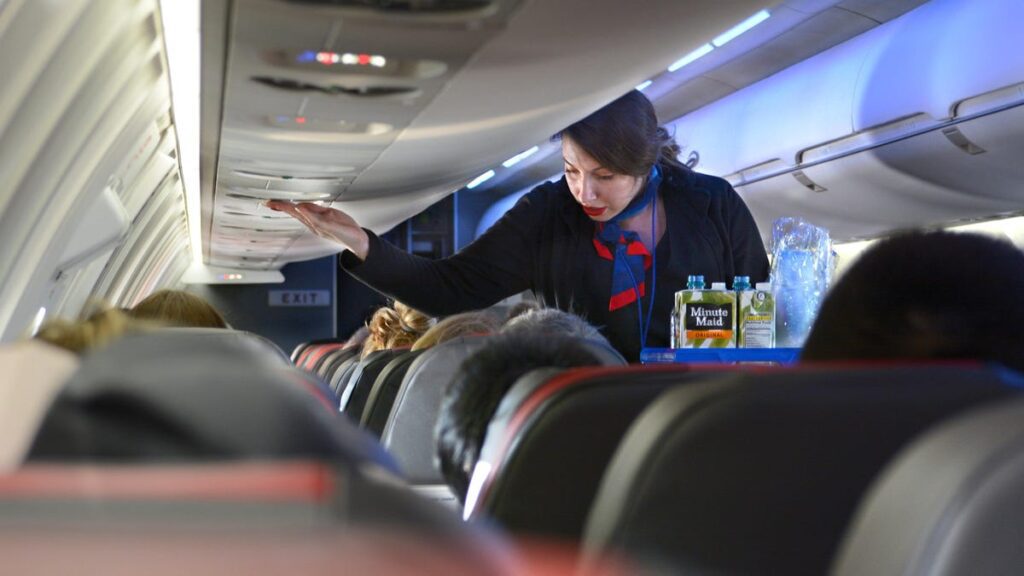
[592,166,661,312]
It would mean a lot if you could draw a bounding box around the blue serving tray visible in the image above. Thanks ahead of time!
[640,347,802,364]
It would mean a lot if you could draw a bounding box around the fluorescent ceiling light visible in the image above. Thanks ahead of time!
[712,9,771,47]
[635,80,653,91]
[158,0,202,264]
[467,169,496,189]
[667,43,713,72]
[501,146,540,168]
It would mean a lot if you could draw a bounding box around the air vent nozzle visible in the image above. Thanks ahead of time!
[252,77,419,98]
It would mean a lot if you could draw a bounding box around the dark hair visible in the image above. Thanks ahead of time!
[435,332,601,502]
[801,231,1024,372]
[557,89,686,176]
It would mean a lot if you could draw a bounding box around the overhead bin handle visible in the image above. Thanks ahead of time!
[941,127,987,156]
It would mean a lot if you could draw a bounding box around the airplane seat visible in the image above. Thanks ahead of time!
[339,347,411,418]
[576,338,628,366]
[300,342,346,372]
[293,338,338,366]
[0,461,518,575]
[581,363,1023,576]
[315,346,359,380]
[832,391,1024,576]
[463,364,716,541]
[157,327,292,365]
[329,355,362,396]
[290,340,317,364]
[382,335,494,485]
[360,349,427,438]
[291,337,345,363]
[26,330,397,473]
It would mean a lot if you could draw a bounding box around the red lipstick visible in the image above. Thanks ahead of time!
[582,206,606,217]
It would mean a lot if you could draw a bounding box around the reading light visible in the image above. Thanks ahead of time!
[501,146,540,168]
[667,43,713,72]
[712,9,771,47]
[466,170,496,189]
[182,263,284,284]
[635,80,653,91]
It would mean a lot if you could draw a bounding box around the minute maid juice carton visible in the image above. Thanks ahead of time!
[675,276,736,348]
[738,282,775,348]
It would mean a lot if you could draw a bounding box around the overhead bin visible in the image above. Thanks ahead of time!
[669,0,1024,242]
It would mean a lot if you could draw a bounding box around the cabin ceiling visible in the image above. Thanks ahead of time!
[199,0,928,271]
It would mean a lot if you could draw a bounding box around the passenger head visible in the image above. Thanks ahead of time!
[801,231,1024,372]
[35,307,156,355]
[128,289,228,329]
[361,301,433,358]
[501,308,608,345]
[411,311,500,352]
[435,332,602,502]
[504,300,541,323]
[343,325,370,351]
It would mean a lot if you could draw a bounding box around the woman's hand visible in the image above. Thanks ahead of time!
[265,201,370,260]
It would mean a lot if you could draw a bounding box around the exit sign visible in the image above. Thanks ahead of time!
[268,290,330,307]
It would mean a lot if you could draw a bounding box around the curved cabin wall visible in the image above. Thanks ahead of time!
[670,0,1024,243]
[0,0,189,341]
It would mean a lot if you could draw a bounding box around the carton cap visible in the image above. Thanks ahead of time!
[711,282,726,290]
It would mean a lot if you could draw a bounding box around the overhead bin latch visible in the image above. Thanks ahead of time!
[941,127,987,155]
[792,170,826,193]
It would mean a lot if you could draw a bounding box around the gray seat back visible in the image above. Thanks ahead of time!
[582,364,1021,576]
[381,336,493,483]
[832,391,1024,576]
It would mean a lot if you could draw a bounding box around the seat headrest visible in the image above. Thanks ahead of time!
[467,364,699,538]
[382,336,492,483]
[833,391,1024,576]
[123,327,291,366]
[583,363,1022,575]
[576,338,628,366]
[28,331,392,469]
[0,461,513,574]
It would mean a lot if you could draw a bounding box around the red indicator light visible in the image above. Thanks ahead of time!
[295,116,307,124]
[358,54,371,65]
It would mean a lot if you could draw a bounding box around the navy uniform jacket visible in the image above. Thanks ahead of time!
[341,163,770,362]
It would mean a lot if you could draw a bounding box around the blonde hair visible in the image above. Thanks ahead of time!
[411,311,500,351]
[128,289,228,329]
[361,302,434,358]
[35,307,156,355]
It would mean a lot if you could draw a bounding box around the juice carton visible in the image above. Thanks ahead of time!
[738,282,775,348]
[676,278,736,348]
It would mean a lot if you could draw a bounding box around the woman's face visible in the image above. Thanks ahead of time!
[562,137,643,222]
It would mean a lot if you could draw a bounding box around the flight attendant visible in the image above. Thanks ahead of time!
[269,90,769,362]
